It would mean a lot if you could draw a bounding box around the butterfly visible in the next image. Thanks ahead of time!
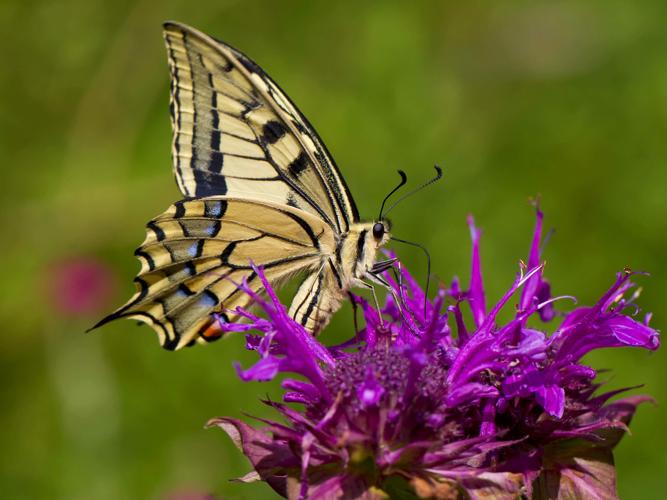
[92,22,440,350]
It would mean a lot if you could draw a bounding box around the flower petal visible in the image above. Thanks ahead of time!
[357,367,384,407]
[467,215,487,328]
[535,384,565,418]
[604,315,660,350]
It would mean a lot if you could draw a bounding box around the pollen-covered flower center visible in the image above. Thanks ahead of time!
[323,347,449,413]
[325,348,409,402]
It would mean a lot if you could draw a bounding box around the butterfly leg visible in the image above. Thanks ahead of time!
[392,261,417,326]
[357,279,386,327]
[347,291,360,334]
[369,263,422,336]
[392,261,410,312]
[369,258,398,275]
[364,264,410,330]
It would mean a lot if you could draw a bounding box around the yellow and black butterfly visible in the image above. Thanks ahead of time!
[92,22,440,350]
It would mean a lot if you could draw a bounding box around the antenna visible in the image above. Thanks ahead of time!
[383,166,443,218]
[378,170,408,220]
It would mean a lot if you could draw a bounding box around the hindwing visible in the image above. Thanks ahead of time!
[93,198,335,350]
[289,260,345,334]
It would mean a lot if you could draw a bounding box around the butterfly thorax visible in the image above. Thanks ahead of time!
[288,220,390,334]
[336,222,391,288]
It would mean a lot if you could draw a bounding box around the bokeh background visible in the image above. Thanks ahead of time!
[2,0,666,498]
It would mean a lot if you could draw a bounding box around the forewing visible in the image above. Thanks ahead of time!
[163,22,358,233]
[93,198,334,350]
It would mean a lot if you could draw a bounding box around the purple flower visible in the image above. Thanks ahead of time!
[209,208,659,499]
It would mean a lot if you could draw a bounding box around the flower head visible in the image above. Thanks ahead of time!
[210,209,659,499]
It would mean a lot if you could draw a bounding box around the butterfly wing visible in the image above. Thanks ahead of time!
[289,260,345,333]
[163,21,359,233]
[93,23,367,348]
[93,198,335,350]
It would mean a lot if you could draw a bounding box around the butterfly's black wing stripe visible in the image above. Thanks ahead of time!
[300,271,324,326]
[164,35,186,194]
[327,258,343,290]
[183,31,200,185]
[291,268,323,327]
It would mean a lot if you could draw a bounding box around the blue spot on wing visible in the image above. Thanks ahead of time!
[209,204,221,217]
[204,200,226,218]
[199,291,218,307]
[187,242,199,257]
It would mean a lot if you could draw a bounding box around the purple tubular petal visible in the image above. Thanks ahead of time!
[283,392,312,404]
[535,385,565,418]
[557,364,596,385]
[447,383,499,407]
[235,358,279,382]
[536,281,555,321]
[519,207,544,312]
[605,315,660,349]
[551,279,660,364]
[480,399,496,436]
[448,278,471,347]
[467,215,487,328]
[506,328,548,361]
[281,379,321,403]
[357,367,384,407]
[446,332,497,387]
[355,295,383,347]
[253,265,335,366]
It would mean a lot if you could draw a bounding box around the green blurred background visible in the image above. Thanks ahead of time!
[2,0,665,498]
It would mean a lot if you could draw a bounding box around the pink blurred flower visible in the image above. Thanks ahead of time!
[46,257,116,316]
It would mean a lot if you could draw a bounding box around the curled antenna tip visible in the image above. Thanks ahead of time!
[382,165,444,217]
[378,170,409,220]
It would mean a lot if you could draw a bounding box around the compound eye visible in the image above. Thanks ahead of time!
[372,222,385,240]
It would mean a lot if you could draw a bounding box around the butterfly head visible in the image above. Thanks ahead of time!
[371,219,391,248]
